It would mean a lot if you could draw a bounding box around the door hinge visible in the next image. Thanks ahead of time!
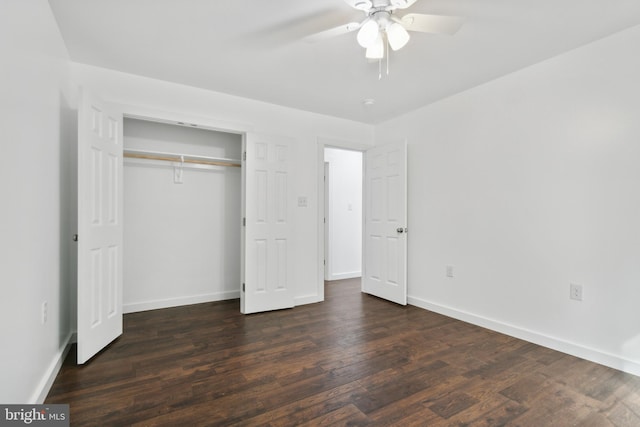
[242,217,246,226]
[242,283,245,292]
[243,151,246,161]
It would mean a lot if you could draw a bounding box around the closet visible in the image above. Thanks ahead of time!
[122,118,242,313]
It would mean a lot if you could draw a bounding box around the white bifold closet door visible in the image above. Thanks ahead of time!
[77,89,124,364]
[242,133,295,314]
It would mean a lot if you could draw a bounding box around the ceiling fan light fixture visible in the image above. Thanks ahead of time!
[386,22,410,51]
[357,19,379,48]
[365,32,384,59]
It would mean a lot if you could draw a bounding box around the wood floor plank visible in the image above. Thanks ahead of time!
[236,382,366,427]
[46,278,640,426]
[453,399,529,427]
[298,404,369,427]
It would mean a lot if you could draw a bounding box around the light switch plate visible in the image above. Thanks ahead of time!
[446,265,454,278]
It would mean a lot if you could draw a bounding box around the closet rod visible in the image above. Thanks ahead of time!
[124,149,241,168]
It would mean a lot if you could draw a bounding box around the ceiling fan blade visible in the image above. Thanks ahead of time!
[303,21,361,43]
[233,8,360,50]
[399,13,464,35]
[390,0,419,10]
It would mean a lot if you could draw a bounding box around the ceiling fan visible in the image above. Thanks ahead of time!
[307,0,464,60]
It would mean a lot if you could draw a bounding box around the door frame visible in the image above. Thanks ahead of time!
[323,161,330,281]
[316,137,371,301]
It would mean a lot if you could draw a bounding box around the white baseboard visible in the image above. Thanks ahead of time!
[32,332,75,404]
[124,291,240,313]
[408,295,640,378]
[327,271,361,281]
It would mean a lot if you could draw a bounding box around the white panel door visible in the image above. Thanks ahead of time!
[363,141,408,305]
[242,133,294,314]
[77,89,123,363]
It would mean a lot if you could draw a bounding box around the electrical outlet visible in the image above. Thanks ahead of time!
[446,265,454,278]
[42,301,48,324]
[570,283,583,301]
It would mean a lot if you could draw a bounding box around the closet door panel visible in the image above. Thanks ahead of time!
[77,89,124,364]
[242,134,295,314]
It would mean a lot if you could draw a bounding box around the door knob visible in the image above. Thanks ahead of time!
[396,227,404,233]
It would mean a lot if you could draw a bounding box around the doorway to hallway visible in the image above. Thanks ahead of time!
[323,147,363,282]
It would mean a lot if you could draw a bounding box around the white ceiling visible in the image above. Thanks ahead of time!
[48,0,640,124]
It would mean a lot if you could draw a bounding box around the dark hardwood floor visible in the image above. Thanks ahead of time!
[47,279,640,426]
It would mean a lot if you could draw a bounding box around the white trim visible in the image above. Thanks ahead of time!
[124,291,240,314]
[32,332,75,404]
[327,271,362,281]
[317,142,326,302]
[324,161,330,281]
[408,295,640,378]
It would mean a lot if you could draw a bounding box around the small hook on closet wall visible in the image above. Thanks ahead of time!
[174,156,184,184]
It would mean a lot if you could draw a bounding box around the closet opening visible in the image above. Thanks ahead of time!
[122,118,242,313]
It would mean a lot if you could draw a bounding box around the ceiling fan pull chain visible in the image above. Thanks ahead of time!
[386,38,390,76]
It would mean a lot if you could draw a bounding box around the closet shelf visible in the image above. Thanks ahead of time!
[124,148,241,168]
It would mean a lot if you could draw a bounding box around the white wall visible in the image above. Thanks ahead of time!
[71,63,374,305]
[0,0,75,403]
[123,119,242,312]
[324,148,362,280]
[376,25,640,375]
